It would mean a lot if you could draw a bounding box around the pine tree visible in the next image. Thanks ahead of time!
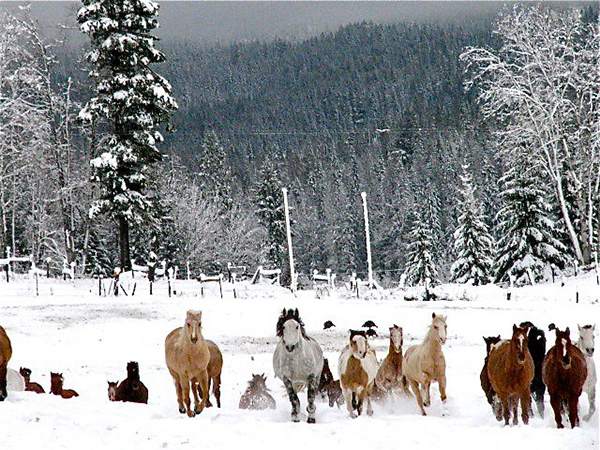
[78,0,177,271]
[405,212,437,286]
[254,165,286,268]
[451,167,494,285]
[195,130,233,209]
[494,164,568,285]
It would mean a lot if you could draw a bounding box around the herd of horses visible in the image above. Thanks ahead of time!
[0,308,596,429]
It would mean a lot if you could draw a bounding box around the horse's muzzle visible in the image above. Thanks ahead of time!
[562,356,571,368]
[587,348,594,357]
[285,344,296,352]
[191,337,198,344]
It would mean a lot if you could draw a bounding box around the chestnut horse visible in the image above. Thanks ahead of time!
[0,326,12,401]
[339,329,378,417]
[480,335,502,421]
[403,313,447,416]
[543,324,587,428]
[375,325,405,396]
[165,310,210,417]
[20,367,45,394]
[487,325,534,426]
[50,372,79,399]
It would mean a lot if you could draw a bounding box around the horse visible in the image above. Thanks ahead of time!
[0,325,12,401]
[107,381,119,401]
[480,335,502,421]
[114,361,148,404]
[403,313,448,416]
[325,379,343,408]
[195,339,223,408]
[543,324,587,428]
[273,308,324,423]
[487,324,534,426]
[50,372,79,399]
[520,321,546,418]
[239,373,276,410]
[318,358,334,399]
[577,324,596,421]
[19,367,45,394]
[375,325,405,397]
[165,310,211,417]
[339,329,379,417]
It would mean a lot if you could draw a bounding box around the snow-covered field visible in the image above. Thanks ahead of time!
[0,273,598,450]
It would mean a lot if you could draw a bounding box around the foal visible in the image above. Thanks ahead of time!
[20,367,45,394]
[375,325,405,396]
[543,325,587,428]
[50,372,79,399]
[577,324,596,421]
[487,325,534,426]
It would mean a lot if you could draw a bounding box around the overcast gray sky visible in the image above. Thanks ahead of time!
[1,1,595,45]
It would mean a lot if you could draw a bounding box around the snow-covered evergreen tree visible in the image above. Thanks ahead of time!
[195,130,233,209]
[451,167,494,285]
[78,0,177,271]
[494,164,568,285]
[254,165,286,268]
[405,212,437,286]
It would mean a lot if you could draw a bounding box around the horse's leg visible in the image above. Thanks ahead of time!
[306,374,317,424]
[499,394,510,426]
[181,377,194,418]
[438,374,447,403]
[195,370,209,415]
[533,388,544,419]
[549,394,564,428]
[568,395,579,428]
[366,385,374,416]
[422,380,431,407]
[584,387,595,421]
[343,388,356,418]
[190,378,200,411]
[169,370,185,414]
[408,379,426,416]
[283,378,301,422]
[214,374,221,408]
[520,390,531,425]
[0,365,7,401]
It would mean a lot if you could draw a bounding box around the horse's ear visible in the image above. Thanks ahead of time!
[565,327,570,336]
[513,324,517,332]
[548,323,556,331]
[432,312,436,319]
[594,324,596,331]
[578,324,583,333]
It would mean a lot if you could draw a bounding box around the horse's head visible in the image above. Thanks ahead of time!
[50,372,63,392]
[184,310,203,344]
[249,373,268,391]
[550,324,573,368]
[19,367,31,381]
[578,324,595,357]
[431,313,447,345]
[127,361,140,380]
[276,308,306,352]
[107,381,119,401]
[390,325,403,353]
[349,329,368,359]
[483,335,501,355]
[511,324,529,364]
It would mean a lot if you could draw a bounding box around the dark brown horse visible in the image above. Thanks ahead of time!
[318,358,334,399]
[480,335,502,421]
[114,361,148,404]
[487,325,534,426]
[0,326,12,401]
[50,372,79,399]
[542,324,587,428]
[20,367,45,394]
[239,373,276,410]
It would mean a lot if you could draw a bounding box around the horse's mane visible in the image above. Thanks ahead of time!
[276,308,307,338]
[582,324,593,330]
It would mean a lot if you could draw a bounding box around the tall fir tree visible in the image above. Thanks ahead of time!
[405,211,438,286]
[195,130,233,209]
[78,0,177,271]
[451,166,494,285]
[254,165,286,269]
[494,164,568,285]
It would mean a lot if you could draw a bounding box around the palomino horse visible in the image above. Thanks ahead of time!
[239,373,276,410]
[0,325,12,401]
[165,310,210,417]
[480,335,502,421]
[543,324,587,428]
[196,339,223,408]
[577,324,596,421]
[273,308,324,423]
[50,372,79,399]
[403,313,447,416]
[488,324,534,426]
[339,329,379,417]
[375,325,405,396]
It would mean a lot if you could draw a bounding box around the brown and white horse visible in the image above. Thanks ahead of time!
[375,325,405,397]
[403,313,447,415]
[339,329,379,418]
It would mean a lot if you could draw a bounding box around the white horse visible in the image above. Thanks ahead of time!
[577,324,596,421]
[403,313,448,415]
[273,308,324,423]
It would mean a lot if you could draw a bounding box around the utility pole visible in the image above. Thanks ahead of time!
[282,188,296,292]
[361,192,373,288]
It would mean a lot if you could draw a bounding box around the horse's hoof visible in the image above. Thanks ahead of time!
[187,410,196,418]
[206,400,213,408]
[307,418,316,424]
[194,406,203,415]
[178,407,186,414]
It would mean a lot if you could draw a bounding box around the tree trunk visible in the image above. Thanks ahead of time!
[119,216,131,271]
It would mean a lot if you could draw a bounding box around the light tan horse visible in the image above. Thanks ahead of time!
[403,313,447,415]
[165,310,210,417]
[0,325,12,401]
[195,339,223,408]
[375,325,405,396]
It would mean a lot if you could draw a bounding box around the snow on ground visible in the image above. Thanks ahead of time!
[0,272,598,450]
